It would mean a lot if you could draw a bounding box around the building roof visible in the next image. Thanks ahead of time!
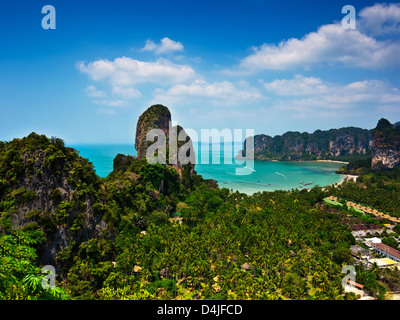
[371,242,400,260]
[348,280,364,289]
[350,245,371,257]
[365,237,382,244]
[368,258,398,267]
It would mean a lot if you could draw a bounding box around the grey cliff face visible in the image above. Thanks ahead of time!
[371,118,400,170]
[1,135,111,269]
[135,104,196,179]
[241,128,372,161]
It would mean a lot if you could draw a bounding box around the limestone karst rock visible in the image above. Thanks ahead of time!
[134,104,196,180]
[371,118,400,170]
[0,133,112,268]
[135,104,171,161]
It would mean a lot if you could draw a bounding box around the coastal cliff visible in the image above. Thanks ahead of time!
[0,106,202,269]
[135,104,171,161]
[371,118,400,170]
[135,104,196,180]
[0,133,113,268]
[241,127,372,161]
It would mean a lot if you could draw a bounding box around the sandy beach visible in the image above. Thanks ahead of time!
[316,160,349,164]
[337,174,358,186]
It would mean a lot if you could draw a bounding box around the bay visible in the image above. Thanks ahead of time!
[69,144,136,178]
[69,143,344,194]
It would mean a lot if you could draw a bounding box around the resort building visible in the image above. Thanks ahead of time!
[347,280,364,290]
[369,242,400,263]
[367,258,399,269]
[364,237,382,244]
[325,196,400,224]
[350,245,371,260]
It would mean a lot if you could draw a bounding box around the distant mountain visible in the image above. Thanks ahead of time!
[239,126,372,161]
[371,118,400,170]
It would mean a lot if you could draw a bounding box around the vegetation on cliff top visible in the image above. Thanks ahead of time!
[373,118,400,149]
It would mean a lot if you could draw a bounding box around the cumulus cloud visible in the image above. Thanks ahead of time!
[78,55,197,114]
[141,37,184,55]
[77,56,195,87]
[228,20,400,73]
[358,3,400,37]
[153,79,263,107]
[112,86,141,99]
[85,85,107,98]
[263,75,328,96]
[263,75,400,115]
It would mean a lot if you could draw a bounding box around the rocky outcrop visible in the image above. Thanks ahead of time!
[240,127,372,161]
[251,134,272,154]
[112,153,136,173]
[328,133,371,157]
[135,104,171,160]
[135,104,196,179]
[0,133,112,268]
[371,118,400,170]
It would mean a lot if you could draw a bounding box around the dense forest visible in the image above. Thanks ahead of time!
[1,133,400,300]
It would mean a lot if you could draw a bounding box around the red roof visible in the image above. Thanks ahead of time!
[371,242,400,260]
[348,280,364,289]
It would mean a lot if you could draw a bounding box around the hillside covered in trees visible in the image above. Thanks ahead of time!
[2,131,400,300]
[1,108,400,300]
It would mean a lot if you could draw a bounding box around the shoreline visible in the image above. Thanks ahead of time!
[316,160,349,164]
[337,174,358,186]
[236,157,350,165]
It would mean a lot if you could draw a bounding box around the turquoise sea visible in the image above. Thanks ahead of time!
[69,143,344,195]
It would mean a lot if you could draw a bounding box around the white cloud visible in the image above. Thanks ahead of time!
[77,56,195,87]
[228,22,400,74]
[153,79,263,107]
[112,86,141,99]
[377,105,400,114]
[141,37,184,55]
[263,75,328,96]
[142,40,157,52]
[263,75,400,116]
[358,3,400,37]
[85,85,107,98]
[85,85,132,112]
[78,56,197,114]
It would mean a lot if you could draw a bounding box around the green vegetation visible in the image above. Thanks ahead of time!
[336,157,372,176]
[374,118,400,145]
[0,219,70,299]
[333,167,400,218]
[1,132,399,300]
[247,127,372,161]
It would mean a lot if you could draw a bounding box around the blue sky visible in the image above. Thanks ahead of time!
[1,0,400,144]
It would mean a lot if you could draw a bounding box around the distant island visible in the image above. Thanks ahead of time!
[238,118,400,172]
